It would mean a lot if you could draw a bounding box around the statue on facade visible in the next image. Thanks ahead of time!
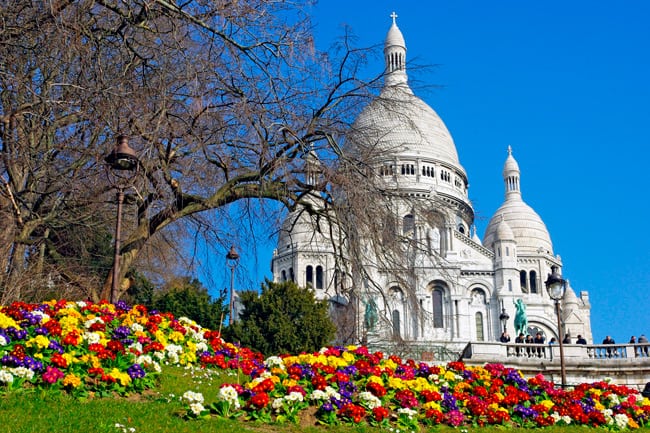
[364,297,379,331]
[514,299,528,336]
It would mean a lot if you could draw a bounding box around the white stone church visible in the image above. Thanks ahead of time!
[271,14,592,353]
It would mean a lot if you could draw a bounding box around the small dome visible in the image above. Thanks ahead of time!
[385,19,405,49]
[484,200,552,254]
[494,218,514,241]
[502,145,520,176]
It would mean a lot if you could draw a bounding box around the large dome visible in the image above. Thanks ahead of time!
[351,85,461,168]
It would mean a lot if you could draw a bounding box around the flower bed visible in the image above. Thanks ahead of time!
[1,300,649,429]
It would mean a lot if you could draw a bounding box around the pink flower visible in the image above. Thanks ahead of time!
[42,366,65,384]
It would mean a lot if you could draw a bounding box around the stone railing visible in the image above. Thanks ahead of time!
[459,341,650,388]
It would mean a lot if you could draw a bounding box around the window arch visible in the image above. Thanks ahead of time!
[432,288,444,328]
[403,214,415,235]
[392,310,401,339]
[289,267,294,282]
[281,270,287,281]
[306,265,313,286]
[475,312,485,341]
[530,270,538,294]
[520,270,528,292]
[315,266,323,290]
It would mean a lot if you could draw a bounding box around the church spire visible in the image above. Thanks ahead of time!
[384,11,408,87]
[502,145,521,200]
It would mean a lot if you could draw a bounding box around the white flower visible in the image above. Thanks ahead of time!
[189,402,205,416]
[324,386,341,399]
[606,393,620,405]
[11,367,34,380]
[614,413,629,429]
[76,301,87,308]
[0,335,7,346]
[84,317,103,329]
[397,407,417,419]
[0,369,14,384]
[218,385,240,408]
[130,323,144,333]
[285,391,304,403]
[310,390,329,401]
[195,342,208,353]
[272,398,284,411]
[83,332,101,344]
[264,356,285,369]
[359,391,382,409]
[182,390,204,404]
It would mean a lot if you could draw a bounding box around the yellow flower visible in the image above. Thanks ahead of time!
[346,345,358,352]
[155,330,168,345]
[282,378,297,388]
[63,352,76,365]
[367,376,384,386]
[381,359,398,371]
[0,313,19,329]
[33,353,43,359]
[63,374,82,388]
[169,331,185,343]
[540,399,555,411]
[342,351,356,363]
[594,401,605,411]
[26,335,50,350]
[387,376,407,390]
[423,401,442,411]
[108,368,131,386]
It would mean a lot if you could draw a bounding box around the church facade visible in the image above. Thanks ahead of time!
[271,14,592,352]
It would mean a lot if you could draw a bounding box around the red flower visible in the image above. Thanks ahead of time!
[249,392,269,409]
[50,352,68,369]
[311,374,327,390]
[338,403,366,423]
[372,406,389,422]
[366,381,387,397]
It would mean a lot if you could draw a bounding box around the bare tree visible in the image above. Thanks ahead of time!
[0,0,379,302]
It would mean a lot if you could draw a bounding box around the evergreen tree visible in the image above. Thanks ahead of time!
[226,280,336,356]
[152,277,227,330]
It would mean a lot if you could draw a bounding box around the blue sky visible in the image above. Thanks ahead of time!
[203,1,650,344]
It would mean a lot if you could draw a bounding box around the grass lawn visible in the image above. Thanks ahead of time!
[0,364,628,433]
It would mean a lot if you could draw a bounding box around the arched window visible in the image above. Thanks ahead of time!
[281,270,287,281]
[475,312,484,341]
[458,224,465,234]
[508,279,513,292]
[392,310,401,338]
[530,270,538,294]
[433,288,444,328]
[316,266,323,290]
[505,246,510,256]
[520,270,528,292]
[306,265,313,286]
[289,267,294,282]
[403,214,415,235]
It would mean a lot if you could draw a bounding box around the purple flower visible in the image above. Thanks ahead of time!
[23,356,43,372]
[112,326,131,340]
[34,326,48,336]
[127,363,146,379]
[48,340,64,354]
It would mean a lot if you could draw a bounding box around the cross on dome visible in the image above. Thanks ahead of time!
[390,11,398,24]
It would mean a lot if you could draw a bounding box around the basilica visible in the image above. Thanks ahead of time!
[271,14,592,353]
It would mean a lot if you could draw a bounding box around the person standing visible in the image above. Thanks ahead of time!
[639,334,649,356]
[534,332,545,356]
[499,331,511,343]
[576,335,587,344]
[602,335,616,357]
[562,334,571,344]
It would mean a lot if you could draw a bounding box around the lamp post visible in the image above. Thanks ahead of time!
[105,136,140,304]
[499,302,510,333]
[545,265,567,387]
[226,245,240,325]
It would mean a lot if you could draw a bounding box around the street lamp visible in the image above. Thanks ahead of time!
[545,265,567,387]
[226,245,240,325]
[105,135,140,304]
[499,302,510,333]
